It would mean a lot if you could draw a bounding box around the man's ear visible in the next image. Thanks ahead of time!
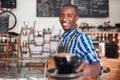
[76,16,79,21]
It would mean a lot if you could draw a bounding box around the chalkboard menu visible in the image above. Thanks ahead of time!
[37,0,71,17]
[37,0,109,17]
[74,0,109,17]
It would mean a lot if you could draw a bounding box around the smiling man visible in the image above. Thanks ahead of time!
[58,4,102,80]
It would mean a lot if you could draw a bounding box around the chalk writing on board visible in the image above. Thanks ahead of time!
[37,0,71,17]
[74,0,109,17]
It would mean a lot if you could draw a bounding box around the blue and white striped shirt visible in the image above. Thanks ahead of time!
[60,27,101,64]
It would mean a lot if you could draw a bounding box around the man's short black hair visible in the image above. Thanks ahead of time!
[61,4,78,15]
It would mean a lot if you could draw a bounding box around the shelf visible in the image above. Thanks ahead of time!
[0,32,20,58]
[34,35,43,37]
[20,25,58,57]
[0,43,8,45]
[78,25,119,32]
[92,40,109,44]
[8,32,19,36]
[0,51,7,52]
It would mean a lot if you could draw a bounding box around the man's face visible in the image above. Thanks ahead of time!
[59,6,79,32]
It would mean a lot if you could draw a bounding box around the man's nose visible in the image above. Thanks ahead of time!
[63,16,68,21]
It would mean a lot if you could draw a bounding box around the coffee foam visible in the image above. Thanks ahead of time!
[54,53,75,57]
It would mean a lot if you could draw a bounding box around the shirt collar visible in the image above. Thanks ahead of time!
[62,27,77,38]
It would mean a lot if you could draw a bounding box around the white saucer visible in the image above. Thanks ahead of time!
[47,68,84,79]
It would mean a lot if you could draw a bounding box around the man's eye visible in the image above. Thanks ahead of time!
[60,14,64,17]
[68,14,72,17]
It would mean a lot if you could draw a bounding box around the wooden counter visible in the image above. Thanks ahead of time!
[48,57,120,80]
[100,57,120,80]
[48,57,55,80]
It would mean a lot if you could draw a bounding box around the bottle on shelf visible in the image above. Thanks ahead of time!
[22,47,27,54]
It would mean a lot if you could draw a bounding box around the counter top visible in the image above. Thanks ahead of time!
[0,58,48,79]
[0,57,120,80]
[100,57,120,80]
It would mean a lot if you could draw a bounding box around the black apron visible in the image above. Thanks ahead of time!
[57,30,77,53]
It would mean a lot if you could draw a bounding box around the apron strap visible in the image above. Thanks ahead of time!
[63,30,77,52]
